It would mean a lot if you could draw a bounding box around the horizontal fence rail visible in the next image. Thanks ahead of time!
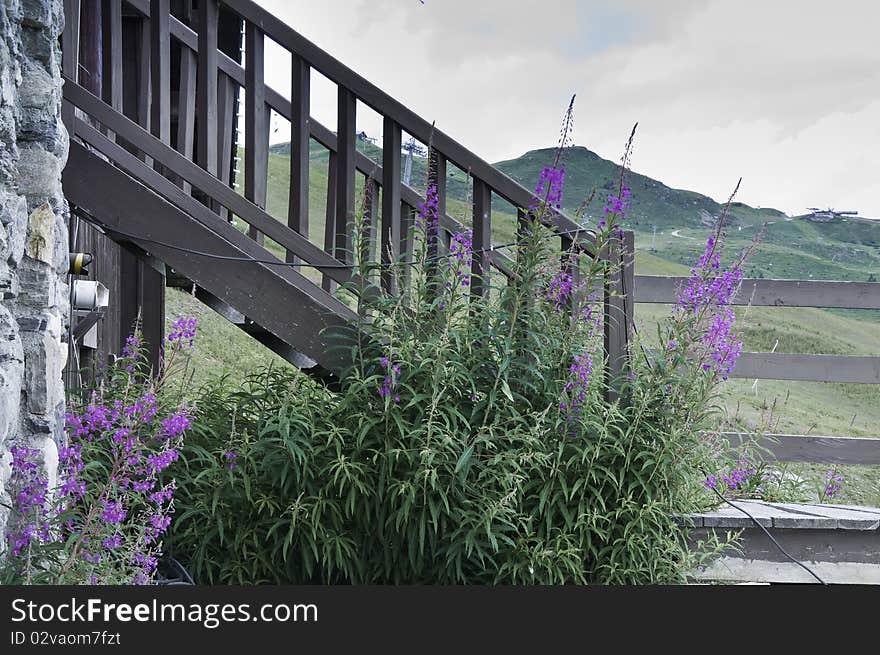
[732,352,880,384]
[726,433,880,466]
[635,274,880,384]
[635,275,880,309]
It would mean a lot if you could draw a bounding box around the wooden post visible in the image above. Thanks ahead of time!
[335,86,356,263]
[196,0,218,176]
[101,0,123,115]
[471,178,491,299]
[604,231,632,402]
[287,54,310,267]
[323,151,338,292]
[61,0,81,128]
[381,117,401,294]
[176,43,197,194]
[149,0,171,145]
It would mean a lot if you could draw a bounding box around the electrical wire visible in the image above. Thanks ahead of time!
[703,482,826,585]
[69,203,594,272]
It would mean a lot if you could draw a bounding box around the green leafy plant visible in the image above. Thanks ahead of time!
[169,112,747,584]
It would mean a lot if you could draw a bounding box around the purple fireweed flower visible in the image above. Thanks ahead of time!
[102,534,123,550]
[704,459,757,497]
[101,500,127,525]
[132,479,155,493]
[145,448,179,476]
[149,514,172,532]
[224,450,237,470]
[378,356,401,401]
[531,166,566,213]
[121,334,140,371]
[559,353,592,416]
[4,446,52,557]
[674,235,744,381]
[448,229,473,291]
[167,316,198,346]
[824,470,844,498]
[160,410,191,440]
[416,184,440,242]
[598,186,631,236]
[547,270,573,312]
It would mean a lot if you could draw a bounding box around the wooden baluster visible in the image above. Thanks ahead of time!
[197,0,218,176]
[400,201,414,292]
[176,43,197,194]
[137,18,151,164]
[335,87,356,263]
[101,0,123,135]
[245,22,268,242]
[381,117,401,293]
[216,73,235,220]
[322,151,338,292]
[287,54,311,268]
[150,0,170,145]
[471,178,491,299]
[604,231,632,402]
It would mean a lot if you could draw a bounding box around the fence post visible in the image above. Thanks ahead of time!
[604,229,633,402]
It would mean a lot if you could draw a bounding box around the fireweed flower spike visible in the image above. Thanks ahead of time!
[824,471,844,498]
[559,353,592,416]
[5,445,51,557]
[416,184,440,242]
[167,316,198,346]
[378,356,402,402]
[448,229,473,291]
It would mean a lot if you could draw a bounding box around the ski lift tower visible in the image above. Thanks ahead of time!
[402,137,427,185]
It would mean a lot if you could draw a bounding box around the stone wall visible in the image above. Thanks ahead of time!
[0,0,68,554]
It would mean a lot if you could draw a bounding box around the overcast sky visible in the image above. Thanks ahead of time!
[255,0,880,218]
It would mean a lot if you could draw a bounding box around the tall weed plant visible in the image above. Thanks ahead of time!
[170,110,746,584]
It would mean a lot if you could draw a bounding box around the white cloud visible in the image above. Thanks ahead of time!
[255,0,880,216]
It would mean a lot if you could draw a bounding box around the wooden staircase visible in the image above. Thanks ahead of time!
[60,0,630,384]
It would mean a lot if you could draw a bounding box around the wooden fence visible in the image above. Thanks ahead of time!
[634,274,880,465]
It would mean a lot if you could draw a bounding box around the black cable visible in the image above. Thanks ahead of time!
[703,480,826,585]
[70,203,594,272]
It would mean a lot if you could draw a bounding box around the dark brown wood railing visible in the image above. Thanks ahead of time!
[60,0,634,392]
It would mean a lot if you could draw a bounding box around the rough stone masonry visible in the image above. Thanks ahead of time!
[0,0,68,553]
